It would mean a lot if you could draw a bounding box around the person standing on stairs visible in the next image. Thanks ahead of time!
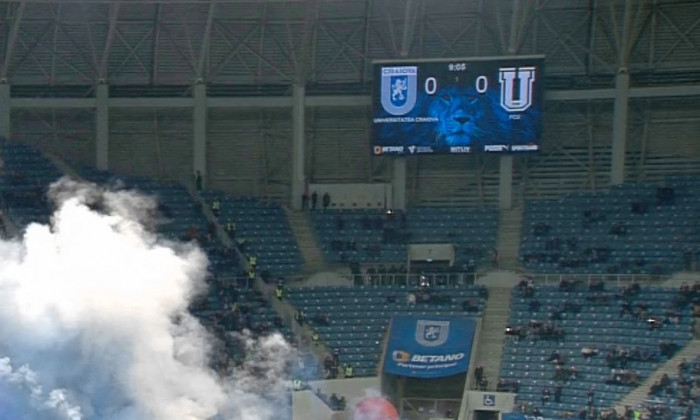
[225,219,236,237]
[211,197,221,217]
[194,171,203,191]
[311,191,318,210]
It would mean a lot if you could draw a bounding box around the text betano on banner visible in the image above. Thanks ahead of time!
[384,316,476,378]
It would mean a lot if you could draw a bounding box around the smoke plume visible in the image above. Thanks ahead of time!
[0,178,294,420]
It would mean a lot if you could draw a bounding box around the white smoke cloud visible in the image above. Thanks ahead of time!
[0,178,295,420]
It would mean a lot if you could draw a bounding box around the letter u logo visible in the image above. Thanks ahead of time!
[499,67,536,112]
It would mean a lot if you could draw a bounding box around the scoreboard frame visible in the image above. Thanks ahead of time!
[371,54,545,156]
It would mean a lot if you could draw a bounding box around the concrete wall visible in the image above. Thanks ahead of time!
[293,390,336,420]
[11,108,95,167]
[308,183,392,209]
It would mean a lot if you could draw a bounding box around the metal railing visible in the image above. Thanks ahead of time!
[342,272,480,287]
[526,272,666,288]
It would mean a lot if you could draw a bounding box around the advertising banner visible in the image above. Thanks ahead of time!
[384,316,476,378]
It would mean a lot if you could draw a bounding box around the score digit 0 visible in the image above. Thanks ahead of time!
[475,75,488,93]
[425,77,437,95]
[424,75,489,95]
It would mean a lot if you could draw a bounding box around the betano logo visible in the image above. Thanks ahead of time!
[392,350,465,364]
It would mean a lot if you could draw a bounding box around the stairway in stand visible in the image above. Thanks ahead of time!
[284,208,326,274]
[473,285,513,390]
[496,207,524,270]
[616,339,700,411]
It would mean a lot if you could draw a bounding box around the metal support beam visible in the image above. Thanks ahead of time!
[95,83,109,170]
[5,84,700,111]
[609,0,634,186]
[193,82,207,186]
[0,83,9,139]
[392,159,406,210]
[98,3,120,80]
[2,1,26,79]
[290,84,305,210]
[499,155,513,209]
[197,0,217,79]
[611,71,630,185]
[151,4,161,84]
[399,0,416,57]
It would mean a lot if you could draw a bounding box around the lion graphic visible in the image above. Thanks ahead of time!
[375,85,539,150]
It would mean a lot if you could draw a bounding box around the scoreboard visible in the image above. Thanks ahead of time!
[371,56,544,155]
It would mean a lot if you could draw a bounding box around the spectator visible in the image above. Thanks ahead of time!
[534,222,551,236]
[462,299,479,313]
[610,222,628,235]
[211,197,221,217]
[407,293,416,307]
[656,183,675,205]
[194,170,203,191]
[344,364,354,378]
[581,346,599,359]
[587,388,595,406]
[631,200,647,214]
[225,219,236,236]
[475,365,484,384]
[541,388,550,406]
[322,192,331,210]
[554,385,562,403]
[311,191,318,210]
[647,316,661,330]
[314,313,330,326]
[275,283,284,300]
[294,310,306,326]
[547,349,562,363]
[659,341,678,358]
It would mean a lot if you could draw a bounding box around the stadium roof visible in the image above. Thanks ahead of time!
[0,0,697,87]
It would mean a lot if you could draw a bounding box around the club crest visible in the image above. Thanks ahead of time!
[415,320,450,347]
[499,66,536,112]
[381,66,418,116]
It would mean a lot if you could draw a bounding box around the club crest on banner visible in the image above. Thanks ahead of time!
[415,320,450,347]
[381,66,418,116]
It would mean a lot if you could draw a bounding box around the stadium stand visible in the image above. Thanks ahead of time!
[200,190,304,278]
[286,283,488,377]
[76,167,297,342]
[645,354,699,420]
[501,280,694,420]
[310,207,498,266]
[520,179,700,275]
[0,142,297,374]
[0,142,60,226]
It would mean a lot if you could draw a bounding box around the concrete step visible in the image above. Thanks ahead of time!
[473,283,514,389]
[284,208,326,273]
[616,340,700,410]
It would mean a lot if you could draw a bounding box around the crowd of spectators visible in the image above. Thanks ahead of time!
[649,356,700,413]
[313,389,347,411]
[521,183,684,273]
[508,278,696,420]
